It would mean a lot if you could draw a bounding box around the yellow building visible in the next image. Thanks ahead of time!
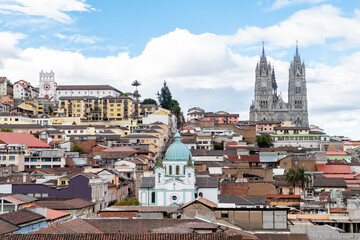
[59,97,87,118]
[101,96,133,121]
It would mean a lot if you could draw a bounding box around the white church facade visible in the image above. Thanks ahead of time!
[138,133,218,206]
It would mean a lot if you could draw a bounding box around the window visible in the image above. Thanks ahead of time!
[61,180,66,185]
[158,173,161,183]
[9,156,15,160]
[199,192,203,197]
[176,165,180,175]
[2,156,6,160]
[323,145,329,151]
[169,165,172,175]
[172,195,177,201]
[221,213,229,218]
[151,192,156,203]
[289,188,294,195]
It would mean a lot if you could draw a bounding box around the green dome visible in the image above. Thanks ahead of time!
[165,132,192,161]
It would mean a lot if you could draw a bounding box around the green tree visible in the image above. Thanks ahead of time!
[214,141,224,150]
[131,80,141,101]
[256,134,273,148]
[1,128,12,132]
[48,106,54,115]
[72,144,84,154]
[285,167,310,193]
[114,197,140,206]
[7,80,12,87]
[157,80,172,110]
[142,98,157,105]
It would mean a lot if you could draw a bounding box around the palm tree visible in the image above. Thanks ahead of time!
[131,80,141,101]
[285,167,310,195]
[131,80,141,90]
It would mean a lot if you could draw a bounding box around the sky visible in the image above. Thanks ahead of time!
[0,0,359,139]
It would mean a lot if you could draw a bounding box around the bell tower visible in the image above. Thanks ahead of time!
[288,43,308,126]
[39,70,57,101]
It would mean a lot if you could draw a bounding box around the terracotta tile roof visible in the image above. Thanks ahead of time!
[35,218,102,234]
[181,196,217,209]
[313,178,347,187]
[324,151,347,155]
[0,209,45,225]
[44,208,70,220]
[324,174,356,179]
[0,219,19,235]
[103,146,137,152]
[0,132,51,148]
[1,233,243,239]
[35,198,95,210]
[255,233,309,240]
[226,154,239,162]
[316,164,351,174]
[240,155,260,162]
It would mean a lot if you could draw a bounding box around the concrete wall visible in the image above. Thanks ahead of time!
[291,225,360,240]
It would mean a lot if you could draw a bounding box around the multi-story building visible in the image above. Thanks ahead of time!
[187,107,205,121]
[249,44,309,126]
[13,80,37,101]
[0,77,8,97]
[102,96,132,121]
[56,85,122,100]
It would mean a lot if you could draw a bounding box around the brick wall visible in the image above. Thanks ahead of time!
[220,182,248,196]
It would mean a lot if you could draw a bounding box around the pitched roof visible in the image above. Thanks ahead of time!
[0,132,51,148]
[219,194,266,205]
[3,194,37,204]
[0,219,19,235]
[196,176,218,188]
[103,146,137,152]
[35,218,102,234]
[316,164,351,174]
[57,85,121,92]
[181,197,217,209]
[240,155,260,162]
[35,198,95,210]
[0,209,45,225]
[46,208,70,220]
[324,151,347,155]
[313,178,347,188]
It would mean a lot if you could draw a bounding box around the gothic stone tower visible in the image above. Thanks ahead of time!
[249,45,308,126]
[39,70,57,101]
[288,45,309,126]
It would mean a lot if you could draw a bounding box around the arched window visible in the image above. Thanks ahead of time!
[151,192,155,203]
[169,166,172,175]
[199,192,203,197]
[176,165,180,175]
[158,173,161,183]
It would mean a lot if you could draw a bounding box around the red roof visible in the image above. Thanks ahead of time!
[344,142,360,145]
[0,133,51,148]
[240,155,260,162]
[46,208,70,220]
[324,174,356,179]
[316,164,351,174]
[324,151,347,155]
[3,196,24,204]
[226,155,239,162]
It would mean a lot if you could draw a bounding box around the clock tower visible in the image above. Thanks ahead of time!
[39,70,57,100]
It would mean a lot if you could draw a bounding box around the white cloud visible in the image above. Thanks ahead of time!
[55,33,101,44]
[0,4,360,138]
[0,0,93,23]
[268,0,329,11]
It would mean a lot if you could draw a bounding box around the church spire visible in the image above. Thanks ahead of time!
[293,41,301,63]
[259,41,269,75]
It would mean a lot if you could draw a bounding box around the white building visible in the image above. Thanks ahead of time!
[56,85,122,100]
[13,80,37,100]
[0,77,8,97]
[138,133,218,206]
[187,107,205,121]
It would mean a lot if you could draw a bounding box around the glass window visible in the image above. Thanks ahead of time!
[151,192,155,203]
[9,156,15,160]
[2,156,6,160]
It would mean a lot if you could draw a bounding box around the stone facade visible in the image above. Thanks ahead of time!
[249,45,309,126]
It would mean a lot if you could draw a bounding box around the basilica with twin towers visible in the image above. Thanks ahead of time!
[249,44,309,126]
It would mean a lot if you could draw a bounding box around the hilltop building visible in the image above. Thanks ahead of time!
[249,44,309,126]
